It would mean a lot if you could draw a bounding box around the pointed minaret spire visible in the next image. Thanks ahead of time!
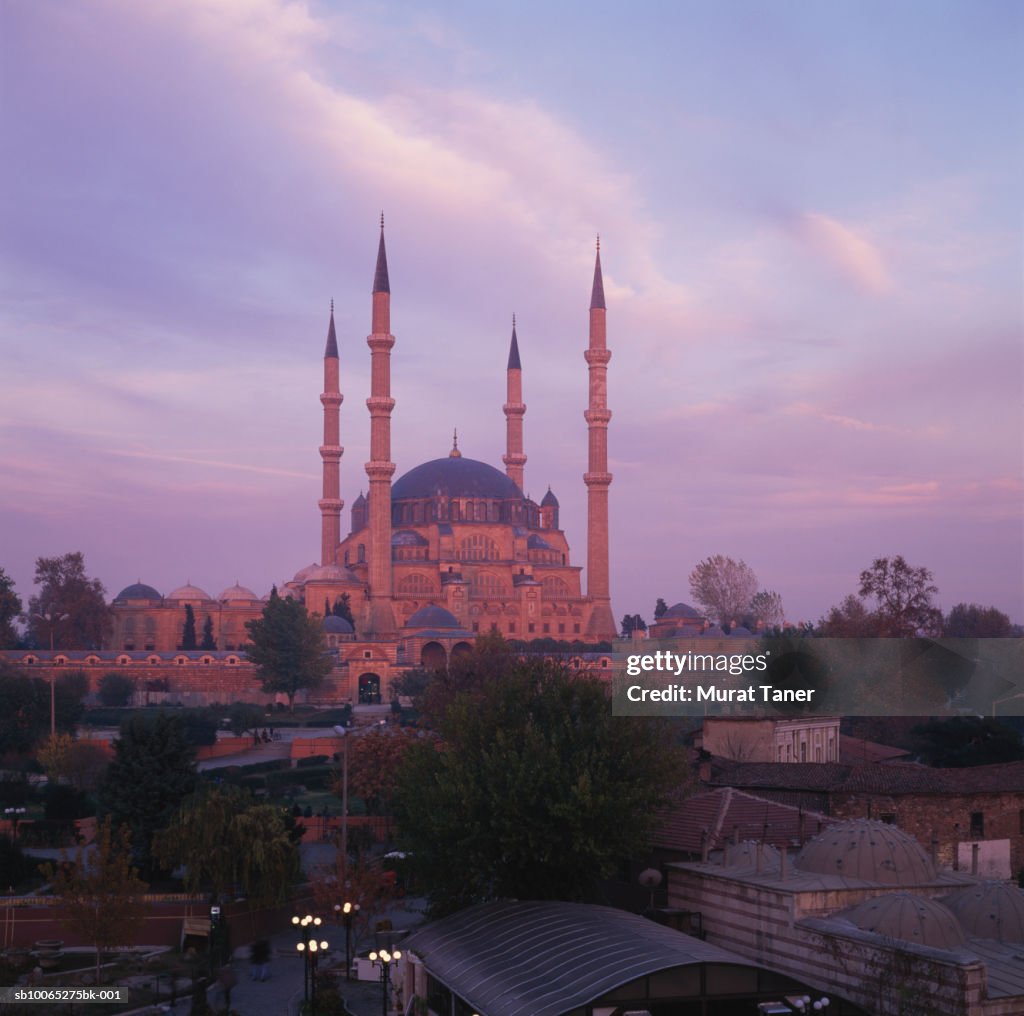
[503,314,527,490]
[365,216,397,634]
[324,299,338,358]
[584,235,615,638]
[590,234,606,310]
[449,428,462,458]
[319,302,344,565]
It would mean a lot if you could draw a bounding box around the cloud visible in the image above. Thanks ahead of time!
[797,212,892,294]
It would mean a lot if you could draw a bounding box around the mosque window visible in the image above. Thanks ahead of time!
[543,623,550,634]
[399,573,437,596]
[459,535,499,561]
[358,544,365,563]
[574,623,580,634]
[558,623,565,634]
[542,576,571,599]
[509,622,516,634]
[970,812,984,838]
[343,550,350,566]
[471,572,508,598]
[528,623,535,633]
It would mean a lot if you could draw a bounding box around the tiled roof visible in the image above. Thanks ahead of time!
[839,734,911,764]
[710,759,1024,795]
[653,786,832,854]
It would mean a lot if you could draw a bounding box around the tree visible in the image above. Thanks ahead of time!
[200,614,217,650]
[24,552,112,650]
[620,613,647,638]
[332,594,355,626]
[98,671,135,708]
[858,555,942,637]
[179,604,198,651]
[944,603,1013,638]
[227,701,266,737]
[0,567,22,648]
[0,662,86,754]
[911,717,1024,768]
[244,593,332,711]
[817,594,878,637]
[98,713,198,877]
[393,648,689,916]
[342,726,418,815]
[688,555,759,626]
[40,818,148,984]
[654,597,668,619]
[747,589,785,630]
[154,785,299,905]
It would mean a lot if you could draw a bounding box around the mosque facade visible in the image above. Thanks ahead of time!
[95,224,616,702]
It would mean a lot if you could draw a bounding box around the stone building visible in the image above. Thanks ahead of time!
[668,818,1024,1015]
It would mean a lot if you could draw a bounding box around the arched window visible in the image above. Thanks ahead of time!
[458,535,499,561]
[398,573,438,596]
[471,572,508,599]
[542,576,571,599]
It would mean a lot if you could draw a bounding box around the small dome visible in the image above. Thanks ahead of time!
[292,562,320,583]
[392,530,428,547]
[943,882,1024,942]
[167,583,211,601]
[664,602,703,619]
[323,615,354,634]
[541,487,559,508]
[115,582,162,602]
[839,893,965,950]
[527,534,554,550]
[218,583,258,601]
[729,625,755,637]
[700,624,727,638]
[353,491,366,507]
[405,605,461,629]
[797,819,936,886]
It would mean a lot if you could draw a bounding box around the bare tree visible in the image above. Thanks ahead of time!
[858,556,942,637]
[688,555,759,626]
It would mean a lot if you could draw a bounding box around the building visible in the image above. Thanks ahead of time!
[668,818,1024,1015]
[26,223,616,704]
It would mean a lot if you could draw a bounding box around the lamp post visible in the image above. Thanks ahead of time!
[334,900,360,981]
[368,947,401,1016]
[787,996,831,1012]
[292,913,323,1008]
[33,611,68,738]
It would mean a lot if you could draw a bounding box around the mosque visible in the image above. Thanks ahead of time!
[98,222,617,702]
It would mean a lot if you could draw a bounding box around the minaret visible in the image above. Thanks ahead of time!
[584,237,615,638]
[502,314,527,491]
[364,216,396,634]
[319,301,344,565]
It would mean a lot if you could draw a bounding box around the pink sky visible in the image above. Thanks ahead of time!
[1,1,1021,626]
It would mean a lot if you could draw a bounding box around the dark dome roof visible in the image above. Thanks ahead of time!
[115,582,162,602]
[405,605,461,629]
[392,457,523,501]
[541,487,559,507]
[323,615,354,634]
[664,602,702,619]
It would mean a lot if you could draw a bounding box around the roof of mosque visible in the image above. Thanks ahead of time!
[392,456,524,501]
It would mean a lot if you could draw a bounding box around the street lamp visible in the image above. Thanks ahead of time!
[292,913,323,1008]
[334,900,361,981]
[787,996,831,1012]
[33,611,68,738]
[368,947,401,1016]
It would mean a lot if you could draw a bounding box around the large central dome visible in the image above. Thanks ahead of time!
[392,456,524,501]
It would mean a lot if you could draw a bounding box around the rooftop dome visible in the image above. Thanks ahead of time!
[701,624,727,638]
[405,605,461,630]
[323,615,355,634]
[729,625,755,637]
[303,563,359,583]
[166,583,211,601]
[796,819,936,886]
[218,583,258,601]
[541,487,559,507]
[392,456,524,502]
[115,582,162,602]
[664,602,702,619]
[292,562,320,583]
[943,882,1024,942]
[838,893,965,950]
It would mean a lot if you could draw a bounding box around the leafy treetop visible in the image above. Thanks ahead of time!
[25,552,112,650]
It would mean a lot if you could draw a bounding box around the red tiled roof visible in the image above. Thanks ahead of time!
[709,759,1024,796]
[652,786,832,854]
[839,734,911,765]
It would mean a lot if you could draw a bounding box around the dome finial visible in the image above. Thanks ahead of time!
[449,428,462,458]
[596,233,600,253]
[380,211,385,230]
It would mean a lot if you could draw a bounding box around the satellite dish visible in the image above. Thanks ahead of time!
[638,868,662,889]
[333,725,347,736]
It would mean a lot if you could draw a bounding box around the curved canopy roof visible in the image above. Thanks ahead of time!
[403,900,760,1016]
[392,456,523,501]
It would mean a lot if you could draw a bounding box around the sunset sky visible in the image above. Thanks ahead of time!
[1,0,1021,626]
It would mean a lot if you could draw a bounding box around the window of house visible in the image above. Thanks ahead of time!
[971,812,984,838]
[543,623,550,634]
[528,623,535,633]
[558,623,565,634]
